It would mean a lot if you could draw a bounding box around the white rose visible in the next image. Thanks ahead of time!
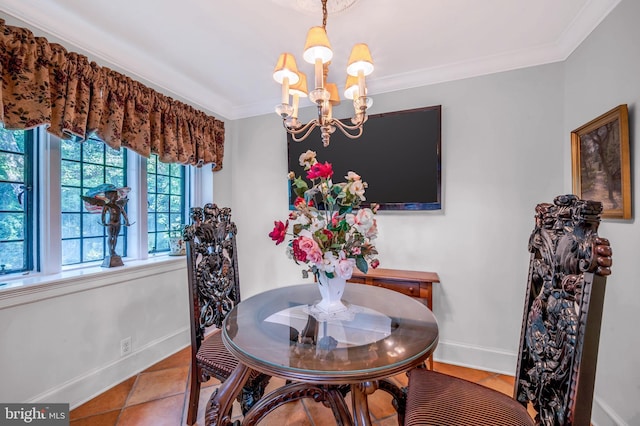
[298,150,317,169]
[335,256,356,279]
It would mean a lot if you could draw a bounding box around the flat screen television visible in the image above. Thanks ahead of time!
[287,105,441,211]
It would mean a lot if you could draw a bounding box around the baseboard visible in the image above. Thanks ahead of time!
[433,339,518,375]
[28,326,191,409]
[592,396,628,426]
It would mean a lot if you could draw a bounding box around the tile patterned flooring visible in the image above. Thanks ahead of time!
[69,345,519,425]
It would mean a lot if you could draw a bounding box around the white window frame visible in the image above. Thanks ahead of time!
[0,128,211,293]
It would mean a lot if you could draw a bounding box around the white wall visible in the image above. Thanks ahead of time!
[0,259,190,407]
[563,0,640,424]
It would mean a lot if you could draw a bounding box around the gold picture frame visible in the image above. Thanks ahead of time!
[571,104,631,219]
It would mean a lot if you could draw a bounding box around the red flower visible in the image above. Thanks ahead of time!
[321,228,333,240]
[306,161,333,180]
[294,197,306,208]
[268,220,288,245]
[292,239,308,262]
[370,259,380,269]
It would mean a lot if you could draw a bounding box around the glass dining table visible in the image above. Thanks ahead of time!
[205,283,439,426]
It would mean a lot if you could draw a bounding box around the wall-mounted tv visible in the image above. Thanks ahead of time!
[287,105,441,211]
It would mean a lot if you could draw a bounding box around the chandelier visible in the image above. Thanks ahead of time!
[273,0,374,147]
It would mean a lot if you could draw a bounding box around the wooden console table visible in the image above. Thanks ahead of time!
[348,267,440,310]
[349,268,440,369]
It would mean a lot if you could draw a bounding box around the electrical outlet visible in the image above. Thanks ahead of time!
[120,336,132,356]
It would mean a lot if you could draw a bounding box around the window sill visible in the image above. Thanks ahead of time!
[0,255,187,309]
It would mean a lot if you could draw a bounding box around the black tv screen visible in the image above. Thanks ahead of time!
[287,105,441,211]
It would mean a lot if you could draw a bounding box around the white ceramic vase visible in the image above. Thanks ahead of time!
[315,273,348,313]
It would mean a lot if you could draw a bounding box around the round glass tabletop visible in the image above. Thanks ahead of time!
[223,283,439,384]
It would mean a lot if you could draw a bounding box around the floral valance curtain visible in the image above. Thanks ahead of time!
[0,19,224,170]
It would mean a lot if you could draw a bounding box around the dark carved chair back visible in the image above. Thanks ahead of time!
[515,194,612,425]
[184,204,240,346]
[404,194,612,426]
[182,204,269,424]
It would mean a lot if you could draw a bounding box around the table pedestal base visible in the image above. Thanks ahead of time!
[204,366,406,426]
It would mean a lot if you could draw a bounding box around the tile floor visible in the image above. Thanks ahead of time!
[69,345,519,426]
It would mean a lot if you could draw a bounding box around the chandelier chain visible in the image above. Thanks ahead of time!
[322,0,328,28]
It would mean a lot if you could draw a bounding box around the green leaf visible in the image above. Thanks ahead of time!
[356,257,368,274]
[339,205,352,215]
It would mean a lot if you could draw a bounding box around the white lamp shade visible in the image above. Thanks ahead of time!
[343,74,359,100]
[289,72,308,98]
[303,27,333,64]
[326,82,341,105]
[273,53,300,84]
[346,43,374,77]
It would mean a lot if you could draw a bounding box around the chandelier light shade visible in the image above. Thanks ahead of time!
[289,72,308,119]
[273,0,373,147]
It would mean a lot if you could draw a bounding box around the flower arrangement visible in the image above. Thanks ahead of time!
[269,150,379,281]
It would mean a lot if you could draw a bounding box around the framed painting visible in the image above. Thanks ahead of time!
[571,104,631,219]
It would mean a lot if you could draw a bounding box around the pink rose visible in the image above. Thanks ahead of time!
[298,236,323,264]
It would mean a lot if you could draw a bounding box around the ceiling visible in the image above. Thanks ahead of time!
[0,0,621,120]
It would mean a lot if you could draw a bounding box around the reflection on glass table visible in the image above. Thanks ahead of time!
[206,283,439,426]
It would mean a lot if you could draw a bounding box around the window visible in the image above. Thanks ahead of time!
[60,137,127,265]
[0,127,197,281]
[0,125,34,274]
[147,155,185,253]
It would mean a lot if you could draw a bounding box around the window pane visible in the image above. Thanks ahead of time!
[147,213,156,232]
[170,177,182,194]
[61,187,81,212]
[147,193,156,213]
[0,152,24,182]
[156,213,169,232]
[170,195,182,212]
[61,160,81,187]
[157,161,169,176]
[83,213,105,238]
[82,237,105,262]
[0,125,33,273]
[156,232,169,252]
[0,182,24,211]
[157,175,169,194]
[0,241,25,271]
[105,148,124,167]
[169,163,182,178]
[61,240,81,265]
[61,137,127,266]
[169,214,182,230]
[83,164,104,188]
[105,166,124,187]
[61,139,81,161]
[147,154,157,173]
[61,214,81,239]
[156,194,169,212]
[0,212,25,240]
[83,141,104,164]
[147,154,185,254]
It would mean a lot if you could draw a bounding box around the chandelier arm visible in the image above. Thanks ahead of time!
[332,120,364,140]
[283,118,316,135]
[330,115,368,131]
[287,120,321,142]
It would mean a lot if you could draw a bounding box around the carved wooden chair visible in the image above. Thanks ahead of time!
[404,195,613,426]
[183,204,270,425]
